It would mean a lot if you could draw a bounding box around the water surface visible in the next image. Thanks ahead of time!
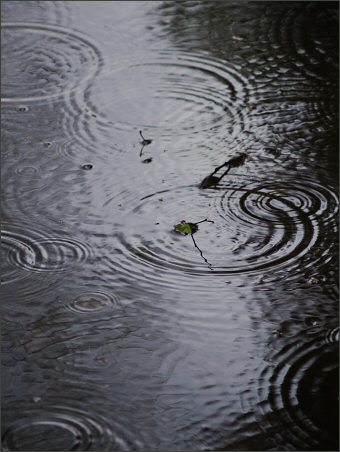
[1,1,338,450]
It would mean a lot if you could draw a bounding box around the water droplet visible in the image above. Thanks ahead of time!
[305,317,319,327]
[68,291,118,313]
[17,106,28,112]
[81,164,93,170]
[142,158,153,164]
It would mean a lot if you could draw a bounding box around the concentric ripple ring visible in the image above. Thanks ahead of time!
[2,406,118,451]
[254,334,339,449]
[97,177,337,291]
[96,51,250,137]
[2,223,92,280]
[68,291,118,314]
[1,23,102,102]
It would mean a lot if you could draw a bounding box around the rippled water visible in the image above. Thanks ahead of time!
[1,1,338,450]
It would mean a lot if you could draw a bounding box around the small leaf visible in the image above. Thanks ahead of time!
[174,220,199,235]
[173,219,214,270]
[174,221,193,235]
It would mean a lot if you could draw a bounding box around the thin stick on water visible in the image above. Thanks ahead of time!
[201,154,247,188]
[191,234,213,271]
[211,162,230,176]
[139,130,152,145]
[139,130,147,141]
[217,167,231,183]
[194,218,214,225]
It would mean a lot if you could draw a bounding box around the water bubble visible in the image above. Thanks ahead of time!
[81,164,93,170]
[142,157,153,164]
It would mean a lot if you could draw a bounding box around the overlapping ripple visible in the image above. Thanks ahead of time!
[1,2,338,451]
[245,331,339,450]
[325,326,339,345]
[271,2,338,81]
[213,176,338,279]
[2,403,156,451]
[1,21,107,167]
[2,222,92,283]
[99,175,337,291]
[96,51,250,139]
[1,97,109,168]
[1,23,102,103]
[67,291,119,314]
[1,1,72,28]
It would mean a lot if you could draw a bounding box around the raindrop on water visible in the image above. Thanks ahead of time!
[81,164,93,170]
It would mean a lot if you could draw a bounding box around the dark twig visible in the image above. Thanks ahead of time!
[200,153,247,189]
[216,166,231,183]
[194,218,214,225]
[211,162,230,176]
[191,234,213,270]
[139,130,152,145]
[139,131,152,157]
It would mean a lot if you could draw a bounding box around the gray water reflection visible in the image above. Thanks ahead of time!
[1,1,338,450]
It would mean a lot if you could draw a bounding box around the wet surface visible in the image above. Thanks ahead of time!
[1,1,338,450]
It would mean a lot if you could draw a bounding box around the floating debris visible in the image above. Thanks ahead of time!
[174,218,214,235]
[139,130,152,146]
[139,130,152,157]
[200,153,247,188]
[17,105,29,112]
[174,219,214,270]
[200,174,222,189]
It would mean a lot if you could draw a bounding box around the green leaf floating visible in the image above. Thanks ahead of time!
[174,219,213,235]
[174,221,198,235]
[174,218,214,270]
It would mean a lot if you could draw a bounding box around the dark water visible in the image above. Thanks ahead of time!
[1,1,338,450]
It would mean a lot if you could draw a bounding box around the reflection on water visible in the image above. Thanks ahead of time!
[1,1,338,450]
